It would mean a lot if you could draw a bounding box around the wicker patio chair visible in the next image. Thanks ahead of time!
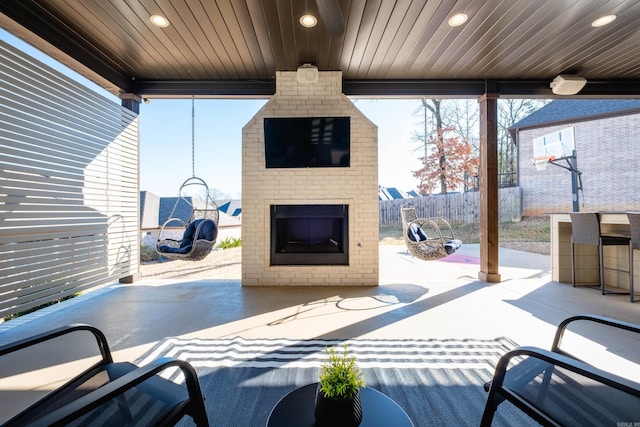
[157,217,218,261]
[400,207,461,261]
[156,177,219,261]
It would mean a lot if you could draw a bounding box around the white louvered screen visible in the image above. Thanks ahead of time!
[0,40,139,319]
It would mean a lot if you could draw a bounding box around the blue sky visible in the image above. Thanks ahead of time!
[2,29,423,198]
[139,98,424,198]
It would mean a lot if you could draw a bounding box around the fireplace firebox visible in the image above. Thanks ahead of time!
[270,204,348,265]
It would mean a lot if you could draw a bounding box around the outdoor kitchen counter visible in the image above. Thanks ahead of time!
[549,213,632,290]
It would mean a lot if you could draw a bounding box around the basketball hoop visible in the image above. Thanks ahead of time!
[531,155,554,171]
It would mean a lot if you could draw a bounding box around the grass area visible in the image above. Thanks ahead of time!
[380,216,550,244]
[140,244,160,262]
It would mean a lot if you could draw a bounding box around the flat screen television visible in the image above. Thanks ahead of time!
[264,117,350,168]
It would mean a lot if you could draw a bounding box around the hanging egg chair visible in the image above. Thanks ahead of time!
[400,207,462,261]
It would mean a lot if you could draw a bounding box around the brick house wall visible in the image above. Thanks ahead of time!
[241,71,379,286]
[518,112,640,216]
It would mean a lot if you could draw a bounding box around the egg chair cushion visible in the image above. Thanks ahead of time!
[158,219,217,254]
[407,223,429,242]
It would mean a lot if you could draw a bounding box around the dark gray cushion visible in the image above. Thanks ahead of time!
[158,219,217,255]
[179,220,200,248]
[197,219,218,241]
[408,223,428,242]
[444,239,462,254]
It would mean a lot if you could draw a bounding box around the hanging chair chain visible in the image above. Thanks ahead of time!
[191,96,195,178]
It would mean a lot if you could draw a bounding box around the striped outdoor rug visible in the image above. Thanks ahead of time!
[136,337,536,426]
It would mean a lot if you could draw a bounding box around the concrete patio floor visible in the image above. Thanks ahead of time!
[1,243,639,421]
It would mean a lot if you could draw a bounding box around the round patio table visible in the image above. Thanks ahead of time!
[266,382,414,427]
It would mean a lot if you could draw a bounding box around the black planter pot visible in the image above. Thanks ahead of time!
[314,384,363,426]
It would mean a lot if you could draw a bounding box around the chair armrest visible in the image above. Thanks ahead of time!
[30,357,207,427]
[483,345,640,426]
[489,346,640,398]
[157,218,188,251]
[159,217,187,229]
[157,218,187,241]
[431,217,456,240]
[551,314,640,354]
[0,323,112,363]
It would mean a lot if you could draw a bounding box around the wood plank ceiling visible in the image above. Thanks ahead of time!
[1,0,639,98]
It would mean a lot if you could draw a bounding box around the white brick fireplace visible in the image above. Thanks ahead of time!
[241,71,379,286]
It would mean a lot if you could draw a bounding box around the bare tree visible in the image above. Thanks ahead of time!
[448,99,480,155]
[412,98,549,192]
[190,186,231,205]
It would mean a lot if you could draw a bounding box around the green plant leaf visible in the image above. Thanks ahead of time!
[318,344,365,399]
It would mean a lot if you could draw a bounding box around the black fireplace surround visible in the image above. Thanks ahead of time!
[270,204,349,265]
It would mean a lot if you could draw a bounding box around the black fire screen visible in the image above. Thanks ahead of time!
[270,204,349,265]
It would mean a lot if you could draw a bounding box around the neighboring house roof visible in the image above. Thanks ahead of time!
[218,210,241,227]
[140,191,154,228]
[141,191,241,228]
[218,200,242,217]
[378,186,412,200]
[510,100,640,134]
[158,196,193,225]
[386,187,405,199]
[378,186,392,200]
[139,191,159,228]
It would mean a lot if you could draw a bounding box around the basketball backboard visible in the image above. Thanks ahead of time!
[532,127,575,160]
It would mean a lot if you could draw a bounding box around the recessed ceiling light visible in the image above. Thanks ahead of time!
[448,13,468,27]
[592,14,616,27]
[299,14,318,28]
[150,14,170,28]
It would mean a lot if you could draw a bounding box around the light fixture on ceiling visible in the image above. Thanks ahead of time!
[143,98,150,104]
[300,14,318,28]
[592,14,616,27]
[448,13,468,27]
[550,74,587,95]
[150,14,170,28]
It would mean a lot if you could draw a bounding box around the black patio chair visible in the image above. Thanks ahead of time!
[481,314,640,426]
[0,324,208,426]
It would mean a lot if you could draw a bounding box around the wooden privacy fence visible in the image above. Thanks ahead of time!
[379,187,522,226]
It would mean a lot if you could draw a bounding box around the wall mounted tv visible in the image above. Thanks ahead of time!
[264,117,350,168]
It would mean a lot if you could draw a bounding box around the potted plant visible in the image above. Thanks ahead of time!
[314,343,366,426]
